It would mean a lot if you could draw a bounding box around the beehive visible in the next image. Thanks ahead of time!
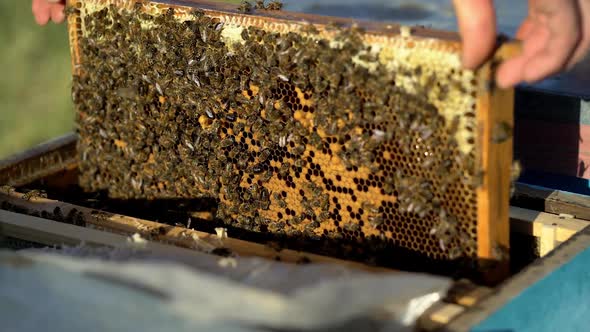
[66,0,515,277]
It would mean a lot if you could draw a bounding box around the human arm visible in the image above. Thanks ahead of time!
[453,0,590,88]
[32,0,66,25]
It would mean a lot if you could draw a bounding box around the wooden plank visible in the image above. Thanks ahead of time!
[0,209,258,262]
[454,286,493,307]
[444,279,493,309]
[513,182,590,221]
[509,206,589,244]
[418,301,467,331]
[476,42,520,281]
[1,209,138,248]
[429,303,465,325]
[0,133,77,187]
[539,223,557,257]
[0,191,389,272]
[3,187,584,259]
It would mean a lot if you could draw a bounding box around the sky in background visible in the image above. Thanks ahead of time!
[281,0,528,36]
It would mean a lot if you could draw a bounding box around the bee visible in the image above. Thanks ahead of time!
[266,0,283,10]
[421,155,436,169]
[233,121,246,133]
[0,185,15,195]
[155,82,164,95]
[368,215,384,229]
[275,196,287,208]
[511,160,522,182]
[309,132,323,149]
[251,118,264,133]
[292,144,306,156]
[260,169,274,183]
[205,108,215,119]
[318,211,330,222]
[296,256,311,264]
[211,248,233,257]
[343,222,360,232]
[191,73,201,88]
[269,221,286,233]
[225,113,237,122]
[52,206,64,221]
[277,74,289,82]
[238,1,253,13]
[251,163,264,174]
[65,208,84,227]
[294,159,306,168]
[220,137,235,148]
[301,24,319,35]
[448,115,460,135]
[279,162,291,176]
[289,215,304,225]
[254,0,266,9]
[492,243,510,261]
[266,106,282,122]
[447,245,463,260]
[469,170,485,188]
[22,190,47,201]
[259,187,270,203]
[491,121,513,144]
[318,194,330,211]
[258,148,271,162]
[237,155,250,170]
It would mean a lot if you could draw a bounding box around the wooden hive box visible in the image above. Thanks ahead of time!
[4,2,590,329]
[1,135,590,331]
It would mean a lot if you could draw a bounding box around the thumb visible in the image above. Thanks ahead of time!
[453,0,497,69]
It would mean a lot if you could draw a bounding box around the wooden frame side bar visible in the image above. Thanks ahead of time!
[475,43,520,281]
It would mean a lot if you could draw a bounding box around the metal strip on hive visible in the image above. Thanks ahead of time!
[65,0,516,280]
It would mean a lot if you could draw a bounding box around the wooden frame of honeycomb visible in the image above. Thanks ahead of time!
[65,0,518,281]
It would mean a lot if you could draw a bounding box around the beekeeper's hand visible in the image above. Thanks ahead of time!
[454,0,590,88]
[32,0,66,25]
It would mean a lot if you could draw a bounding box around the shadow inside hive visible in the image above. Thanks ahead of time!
[0,168,526,286]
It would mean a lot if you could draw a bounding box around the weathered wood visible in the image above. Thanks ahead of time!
[513,182,590,221]
[509,206,589,250]
[429,303,465,325]
[2,186,584,258]
[0,209,286,268]
[0,191,388,272]
[0,209,142,249]
[0,133,77,187]
[453,286,493,308]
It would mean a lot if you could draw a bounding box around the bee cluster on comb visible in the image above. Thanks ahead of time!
[67,0,513,275]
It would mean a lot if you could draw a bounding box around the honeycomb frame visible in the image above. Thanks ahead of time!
[65,0,517,279]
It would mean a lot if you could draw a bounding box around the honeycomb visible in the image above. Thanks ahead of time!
[66,0,513,271]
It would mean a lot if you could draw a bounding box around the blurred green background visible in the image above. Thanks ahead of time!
[0,1,73,159]
[0,0,244,160]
